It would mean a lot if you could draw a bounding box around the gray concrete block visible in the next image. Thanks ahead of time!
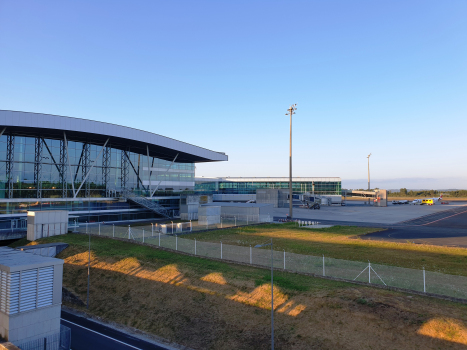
[8,317,21,330]
[49,317,60,332]
[7,328,18,342]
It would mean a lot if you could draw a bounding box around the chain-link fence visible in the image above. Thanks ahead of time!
[75,215,269,238]
[81,223,467,301]
[15,325,71,350]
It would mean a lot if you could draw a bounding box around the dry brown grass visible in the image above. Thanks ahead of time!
[48,235,467,350]
[418,317,467,345]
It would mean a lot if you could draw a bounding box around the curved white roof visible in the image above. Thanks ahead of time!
[0,110,228,163]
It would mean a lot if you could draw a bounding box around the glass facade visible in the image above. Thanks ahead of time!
[0,135,195,199]
[195,178,342,195]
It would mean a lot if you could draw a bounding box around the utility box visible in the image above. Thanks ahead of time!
[180,195,213,221]
[27,211,68,241]
[199,203,273,224]
[198,206,221,225]
[0,247,63,344]
[256,189,288,208]
[374,190,388,207]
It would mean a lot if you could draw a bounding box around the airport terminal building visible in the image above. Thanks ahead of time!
[195,177,342,195]
[0,110,227,231]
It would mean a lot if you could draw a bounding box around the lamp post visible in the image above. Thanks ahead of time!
[286,104,297,219]
[87,228,90,309]
[367,153,371,205]
[255,239,274,349]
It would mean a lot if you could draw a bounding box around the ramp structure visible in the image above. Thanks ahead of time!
[122,190,171,218]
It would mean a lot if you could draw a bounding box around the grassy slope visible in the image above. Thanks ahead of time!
[13,234,467,349]
[183,223,467,276]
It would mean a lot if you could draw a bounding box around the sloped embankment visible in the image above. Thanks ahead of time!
[32,234,467,349]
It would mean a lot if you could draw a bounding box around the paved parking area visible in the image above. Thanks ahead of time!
[274,201,467,247]
[273,201,467,225]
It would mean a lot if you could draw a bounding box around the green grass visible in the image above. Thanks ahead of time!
[16,234,467,350]
[13,234,350,294]
[179,223,467,276]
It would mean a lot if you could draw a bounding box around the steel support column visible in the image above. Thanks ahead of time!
[147,145,151,195]
[6,135,14,199]
[151,153,178,196]
[102,145,111,197]
[73,138,109,198]
[34,137,43,199]
[124,151,147,192]
[121,149,129,191]
[63,132,75,197]
[59,140,68,198]
[82,143,91,198]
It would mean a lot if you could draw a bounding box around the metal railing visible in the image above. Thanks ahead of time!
[121,190,171,218]
[84,215,270,238]
[15,325,71,350]
[81,224,467,301]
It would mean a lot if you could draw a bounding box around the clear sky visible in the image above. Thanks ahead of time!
[1,1,466,189]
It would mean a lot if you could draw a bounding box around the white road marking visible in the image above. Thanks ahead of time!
[422,209,467,226]
[61,318,143,350]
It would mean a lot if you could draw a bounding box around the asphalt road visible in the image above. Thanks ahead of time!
[361,207,467,246]
[61,310,170,350]
[275,205,467,247]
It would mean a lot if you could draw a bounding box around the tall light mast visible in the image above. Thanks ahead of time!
[286,104,297,219]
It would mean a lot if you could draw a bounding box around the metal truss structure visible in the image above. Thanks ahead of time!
[0,126,177,217]
[34,137,43,199]
[59,139,68,198]
[6,135,14,199]
[102,145,111,197]
[82,143,91,198]
[121,149,129,191]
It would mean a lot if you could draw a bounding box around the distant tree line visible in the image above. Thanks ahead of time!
[388,189,467,198]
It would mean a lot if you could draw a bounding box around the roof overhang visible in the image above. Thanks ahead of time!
[0,110,228,163]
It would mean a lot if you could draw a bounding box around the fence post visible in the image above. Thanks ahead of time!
[44,337,47,349]
[151,223,154,237]
[143,229,145,243]
[423,267,426,293]
[235,216,237,227]
[221,241,223,259]
[176,235,178,250]
[195,238,197,255]
[190,220,192,232]
[221,218,223,229]
[323,255,325,276]
[113,224,115,238]
[128,225,130,240]
[99,223,100,236]
[86,222,88,234]
[250,245,252,264]
[159,231,161,246]
[283,250,285,270]
[368,261,371,283]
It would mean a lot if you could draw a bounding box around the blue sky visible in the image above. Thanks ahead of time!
[1,1,466,189]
